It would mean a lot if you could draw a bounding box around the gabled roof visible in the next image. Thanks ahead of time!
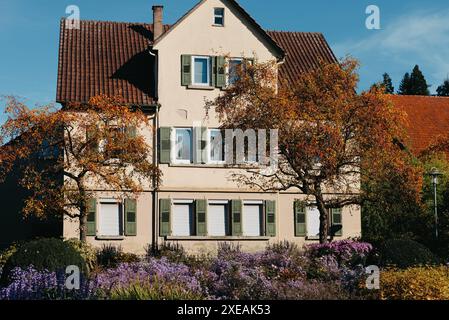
[153,0,285,59]
[56,8,338,106]
[267,31,337,85]
[389,95,449,154]
[56,19,170,106]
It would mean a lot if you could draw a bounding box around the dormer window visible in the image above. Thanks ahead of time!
[214,8,225,26]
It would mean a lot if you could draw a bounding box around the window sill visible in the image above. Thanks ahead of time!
[187,85,216,90]
[95,236,126,241]
[305,236,342,241]
[165,236,271,241]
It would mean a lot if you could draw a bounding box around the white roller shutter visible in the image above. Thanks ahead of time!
[242,204,262,236]
[172,203,193,236]
[208,204,228,236]
[98,202,121,236]
[307,206,320,237]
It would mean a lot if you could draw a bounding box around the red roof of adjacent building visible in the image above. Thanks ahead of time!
[56,19,337,106]
[389,95,449,154]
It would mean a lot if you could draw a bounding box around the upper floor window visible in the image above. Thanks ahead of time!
[173,128,193,164]
[193,56,211,86]
[228,58,243,85]
[209,129,225,164]
[214,8,225,26]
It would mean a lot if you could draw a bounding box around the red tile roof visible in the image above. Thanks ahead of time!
[56,19,170,106]
[56,20,337,105]
[389,95,449,154]
[267,31,337,85]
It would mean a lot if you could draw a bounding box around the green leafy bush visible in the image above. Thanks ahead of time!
[1,238,87,285]
[64,239,97,272]
[380,239,438,268]
[381,266,449,300]
[96,245,140,269]
[0,243,20,269]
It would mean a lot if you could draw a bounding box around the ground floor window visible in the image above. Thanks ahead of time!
[98,200,122,237]
[207,201,230,236]
[242,201,263,237]
[306,205,320,238]
[172,200,195,236]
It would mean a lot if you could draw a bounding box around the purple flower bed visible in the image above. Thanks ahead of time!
[93,258,202,298]
[0,266,94,300]
[0,240,372,300]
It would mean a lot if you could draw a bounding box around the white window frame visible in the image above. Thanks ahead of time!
[227,58,243,86]
[98,198,123,237]
[214,7,225,26]
[171,200,195,237]
[208,129,226,164]
[171,127,193,164]
[207,200,230,236]
[192,56,211,86]
[242,201,264,236]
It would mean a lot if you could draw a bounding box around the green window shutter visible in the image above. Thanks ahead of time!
[87,198,97,236]
[194,127,208,164]
[331,208,343,236]
[181,55,192,86]
[265,200,276,237]
[201,127,208,164]
[159,199,171,237]
[124,199,137,236]
[231,200,242,236]
[126,126,137,139]
[86,126,98,152]
[211,56,217,87]
[294,200,306,237]
[195,199,207,236]
[159,127,171,164]
[216,56,226,88]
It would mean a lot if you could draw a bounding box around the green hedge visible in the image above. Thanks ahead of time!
[380,239,438,268]
[1,238,87,285]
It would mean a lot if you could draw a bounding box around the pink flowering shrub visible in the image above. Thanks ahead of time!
[305,240,373,267]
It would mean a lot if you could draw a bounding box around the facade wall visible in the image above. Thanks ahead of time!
[61,0,362,254]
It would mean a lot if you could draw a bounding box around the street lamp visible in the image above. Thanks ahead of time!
[428,167,443,239]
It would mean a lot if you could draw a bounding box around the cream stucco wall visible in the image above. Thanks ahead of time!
[62,0,362,254]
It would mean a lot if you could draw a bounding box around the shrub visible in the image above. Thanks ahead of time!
[96,245,140,269]
[0,242,20,276]
[380,239,438,268]
[381,266,449,300]
[0,266,95,300]
[109,278,204,300]
[305,240,373,267]
[147,242,188,263]
[65,239,97,272]
[1,238,87,285]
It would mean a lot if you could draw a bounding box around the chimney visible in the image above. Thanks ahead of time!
[152,5,164,41]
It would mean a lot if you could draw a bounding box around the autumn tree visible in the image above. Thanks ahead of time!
[208,58,421,243]
[0,95,160,242]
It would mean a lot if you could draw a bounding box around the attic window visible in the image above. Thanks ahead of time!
[214,8,225,26]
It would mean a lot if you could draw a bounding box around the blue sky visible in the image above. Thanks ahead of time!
[1,0,449,117]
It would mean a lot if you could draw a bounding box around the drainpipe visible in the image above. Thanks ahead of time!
[149,47,160,252]
[152,104,161,252]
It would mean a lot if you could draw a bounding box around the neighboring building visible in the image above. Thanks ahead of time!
[389,95,449,155]
[55,0,361,254]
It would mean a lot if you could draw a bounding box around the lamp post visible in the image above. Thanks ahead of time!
[429,167,443,239]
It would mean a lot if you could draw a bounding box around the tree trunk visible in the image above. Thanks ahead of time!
[79,205,88,243]
[315,186,329,244]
